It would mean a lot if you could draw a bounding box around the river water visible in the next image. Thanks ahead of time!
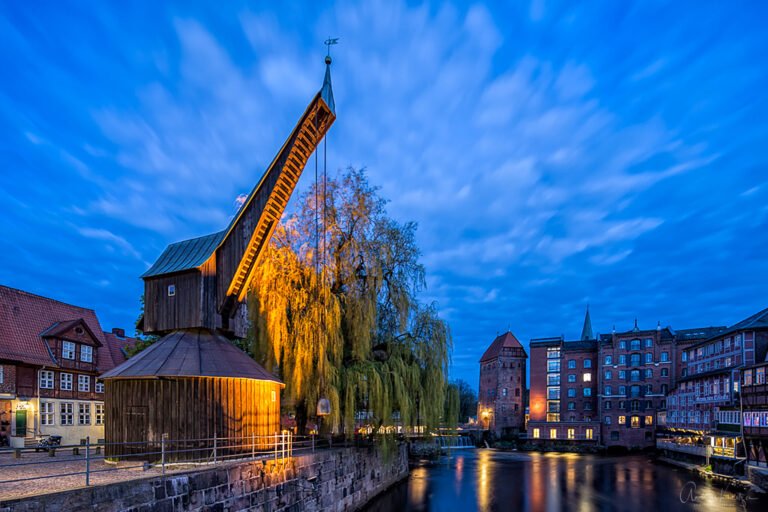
[364,449,768,511]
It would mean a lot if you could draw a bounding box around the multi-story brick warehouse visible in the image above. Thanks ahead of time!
[528,310,600,444]
[478,332,527,436]
[0,285,134,448]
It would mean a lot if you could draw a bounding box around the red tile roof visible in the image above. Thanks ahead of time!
[479,331,527,362]
[0,285,134,373]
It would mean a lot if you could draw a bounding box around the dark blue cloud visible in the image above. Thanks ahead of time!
[1,1,766,391]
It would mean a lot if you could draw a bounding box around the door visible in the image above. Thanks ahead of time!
[15,409,28,437]
[124,406,148,456]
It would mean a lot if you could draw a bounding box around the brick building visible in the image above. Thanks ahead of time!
[477,332,527,436]
[528,309,600,444]
[0,285,134,447]
[742,358,768,471]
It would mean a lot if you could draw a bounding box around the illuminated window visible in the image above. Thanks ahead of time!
[550,429,557,439]
[586,428,593,440]
[645,415,653,426]
[583,373,592,382]
[567,428,575,440]
[618,416,626,425]
[744,370,753,386]
[546,413,560,422]
[533,428,540,439]
[631,416,640,428]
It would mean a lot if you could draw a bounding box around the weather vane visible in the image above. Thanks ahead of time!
[324,37,339,61]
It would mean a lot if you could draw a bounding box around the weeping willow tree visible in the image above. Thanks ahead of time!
[247,167,452,436]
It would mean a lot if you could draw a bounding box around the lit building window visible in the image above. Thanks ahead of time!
[586,428,593,440]
[550,429,557,439]
[618,416,626,425]
[583,373,592,382]
[567,428,575,440]
[533,428,540,439]
[631,416,640,428]
[645,415,653,425]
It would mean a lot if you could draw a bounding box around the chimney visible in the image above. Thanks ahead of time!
[112,328,126,338]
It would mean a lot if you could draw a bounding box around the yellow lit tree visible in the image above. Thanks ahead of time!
[247,168,452,436]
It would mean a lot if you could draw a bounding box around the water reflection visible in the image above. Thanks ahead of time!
[364,450,768,512]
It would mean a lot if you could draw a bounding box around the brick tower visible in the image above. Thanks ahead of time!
[478,332,528,436]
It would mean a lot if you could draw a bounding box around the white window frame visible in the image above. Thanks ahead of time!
[78,403,91,425]
[41,402,55,426]
[95,381,104,393]
[39,370,54,389]
[60,373,73,391]
[80,345,93,363]
[62,341,76,360]
[95,403,104,425]
[60,402,74,425]
[78,375,91,392]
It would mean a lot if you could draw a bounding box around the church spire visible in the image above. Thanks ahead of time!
[580,305,593,341]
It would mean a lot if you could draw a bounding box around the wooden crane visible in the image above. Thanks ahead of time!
[139,57,336,338]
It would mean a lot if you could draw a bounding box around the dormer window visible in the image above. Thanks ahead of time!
[62,341,76,360]
[81,345,93,363]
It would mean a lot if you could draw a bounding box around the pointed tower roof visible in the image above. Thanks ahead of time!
[581,306,593,341]
[479,332,527,362]
[322,55,335,114]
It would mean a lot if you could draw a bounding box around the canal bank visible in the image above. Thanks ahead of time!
[0,445,409,511]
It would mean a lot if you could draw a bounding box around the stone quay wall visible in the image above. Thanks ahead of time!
[0,445,409,512]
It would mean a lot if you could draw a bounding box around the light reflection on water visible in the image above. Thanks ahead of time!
[364,449,768,512]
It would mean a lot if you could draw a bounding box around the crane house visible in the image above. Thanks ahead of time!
[103,56,336,459]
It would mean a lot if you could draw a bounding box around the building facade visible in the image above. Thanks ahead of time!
[0,286,133,448]
[478,332,527,436]
[742,360,768,470]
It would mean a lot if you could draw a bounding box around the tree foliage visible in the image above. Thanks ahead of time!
[453,379,478,424]
[247,168,452,435]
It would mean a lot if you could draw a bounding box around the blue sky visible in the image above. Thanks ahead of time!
[1,1,767,389]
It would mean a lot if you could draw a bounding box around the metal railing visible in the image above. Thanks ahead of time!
[0,432,336,492]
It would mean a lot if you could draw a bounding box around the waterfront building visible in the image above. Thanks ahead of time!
[478,331,528,436]
[742,358,768,473]
[528,310,600,444]
[0,285,133,448]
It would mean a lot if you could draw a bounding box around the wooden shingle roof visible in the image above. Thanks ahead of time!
[100,329,283,384]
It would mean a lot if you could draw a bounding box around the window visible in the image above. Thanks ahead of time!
[584,360,592,369]
[605,416,612,425]
[567,428,575,440]
[568,374,576,383]
[547,348,560,359]
[583,373,592,382]
[585,402,592,410]
[81,345,93,363]
[619,370,626,379]
[568,360,576,369]
[568,402,576,410]
[619,355,627,365]
[95,403,104,426]
[548,401,560,412]
[39,370,54,389]
[60,373,73,391]
[548,374,560,385]
[78,375,90,392]
[645,353,653,363]
[744,369,753,386]
[547,361,561,373]
[41,402,55,426]
[682,351,688,362]
[630,370,640,382]
[548,387,560,399]
[96,381,104,393]
[605,355,613,365]
[62,341,75,360]
[645,369,653,378]
[630,353,641,366]
[0,366,3,384]
[631,339,640,351]
[645,415,653,426]
[168,284,176,296]
[630,385,640,398]
[604,401,612,410]
[502,388,508,397]
[661,384,668,394]
[605,385,612,396]
[646,384,653,394]
[661,368,668,377]
[586,428,593,440]
[619,341,627,349]
[757,367,766,385]
[605,370,612,380]
[631,416,640,428]
[568,388,576,398]
[645,338,653,348]
[78,403,90,425]
[583,388,592,397]
[533,428,540,439]
[550,428,557,439]
[60,403,74,425]
[547,413,560,422]
[618,415,626,425]
[515,388,520,397]
[619,386,626,396]
[661,351,669,362]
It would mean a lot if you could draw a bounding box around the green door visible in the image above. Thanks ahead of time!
[15,409,27,436]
